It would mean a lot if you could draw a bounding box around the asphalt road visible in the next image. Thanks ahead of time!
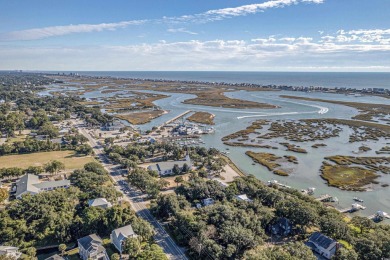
[79,127,188,260]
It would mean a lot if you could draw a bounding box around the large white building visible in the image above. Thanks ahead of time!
[14,174,70,199]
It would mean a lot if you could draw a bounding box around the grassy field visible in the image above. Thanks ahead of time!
[116,110,167,125]
[187,111,215,125]
[320,163,379,191]
[0,150,95,170]
[183,90,277,109]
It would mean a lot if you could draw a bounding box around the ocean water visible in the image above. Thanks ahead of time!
[56,71,390,90]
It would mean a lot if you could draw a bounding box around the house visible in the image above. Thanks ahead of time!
[270,217,292,236]
[0,246,22,259]
[306,232,338,259]
[44,254,65,260]
[88,198,112,209]
[110,224,137,254]
[14,174,71,199]
[77,234,109,260]
[147,155,192,176]
[213,179,228,187]
[202,198,215,206]
[235,194,252,202]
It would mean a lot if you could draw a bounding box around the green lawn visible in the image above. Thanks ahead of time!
[0,150,95,170]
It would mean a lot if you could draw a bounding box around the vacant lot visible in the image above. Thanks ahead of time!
[0,150,95,170]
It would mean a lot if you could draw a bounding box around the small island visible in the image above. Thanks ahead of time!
[116,110,167,125]
[320,162,379,191]
[187,111,215,125]
[246,151,298,176]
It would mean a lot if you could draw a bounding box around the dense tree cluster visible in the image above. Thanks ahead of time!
[151,175,390,259]
[127,168,169,198]
[0,162,153,251]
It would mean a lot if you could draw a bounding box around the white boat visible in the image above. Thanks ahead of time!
[353,197,364,203]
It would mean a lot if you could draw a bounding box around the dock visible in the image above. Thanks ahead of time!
[368,211,390,222]
[315,194,333,202]
[163,110,192,126]
[337,203,366,213]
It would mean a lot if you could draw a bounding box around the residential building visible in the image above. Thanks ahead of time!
[0,246,22,259]
[147,155,192,176]
[110,224,137,254]
[77,234,109,260]
[202,198,215,206]
[306,232,338,259]
[270,217,292,236]
[14,174,70,199]
[235,194,252,202]
[88,198,112,209]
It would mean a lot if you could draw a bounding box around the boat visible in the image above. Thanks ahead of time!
[353,197,364,203]
[301,187,316,195]
[331,197,339,203]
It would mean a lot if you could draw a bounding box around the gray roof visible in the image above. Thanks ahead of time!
[15,174,70,198]
[112,224,136,241]
[150,158,191,172]
[308,232,336,250]
[88,198,112,207]
[77,234,105,254]
[34,179,70,189]
[15,174,40,198]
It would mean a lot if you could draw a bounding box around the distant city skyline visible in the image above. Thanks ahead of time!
[1,0,390,72]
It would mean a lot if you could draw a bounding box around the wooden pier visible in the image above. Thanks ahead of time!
[163,110,192,126]
[315,194,333,202]
[337,203,366,213]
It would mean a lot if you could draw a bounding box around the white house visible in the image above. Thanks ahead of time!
[77,234,109,260]
[306,232,338,259]
[235,194,253,202]
[88,198,112,209]
[110,224,137,254]
[0,246,22,259]
[14,174,70,199]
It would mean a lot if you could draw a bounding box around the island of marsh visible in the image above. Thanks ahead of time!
[187,111,215,125]
[116,110,167,125]
[320,163,379,191]
[246,151,298,176]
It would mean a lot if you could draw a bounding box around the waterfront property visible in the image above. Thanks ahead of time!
[235,194,252,202]
[14,174,70,199]
[270,217,292,236]
[147,155,192,176]
[0,246,22,259]
[77,234,109,260]
[110,224,137,254]
[306,232,338,260]
[88,198,112,209]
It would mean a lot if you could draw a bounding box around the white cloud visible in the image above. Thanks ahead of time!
[0,0,324,41]
[0,20,147,41]
[167,28,198,35]
[1,31,389,71]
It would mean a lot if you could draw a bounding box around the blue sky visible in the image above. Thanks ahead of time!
[1,0,390,71]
